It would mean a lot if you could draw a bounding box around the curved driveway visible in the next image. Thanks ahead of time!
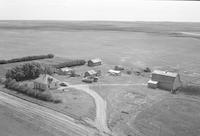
[70,84,110,134]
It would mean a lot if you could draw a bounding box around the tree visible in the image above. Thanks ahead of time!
[5,62,54,81]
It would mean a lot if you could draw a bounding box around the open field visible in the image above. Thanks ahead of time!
[1,21,200,136]
[0,104,56,136]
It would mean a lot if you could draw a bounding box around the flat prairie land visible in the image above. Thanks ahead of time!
[1,21,200,136]
[0,104,59,136]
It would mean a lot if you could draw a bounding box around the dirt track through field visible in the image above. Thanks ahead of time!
[70,84,111,134]
[0,91,98,136]
[69,83,146,135]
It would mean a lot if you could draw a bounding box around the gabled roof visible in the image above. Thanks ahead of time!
[89,58,102,63]
[108,69,121,74]
[152,70,178,78]
[61,67,72,71]
[34,74,59,84]
[86,70,97,75]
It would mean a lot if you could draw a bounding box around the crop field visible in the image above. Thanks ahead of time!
[1,21,200,136]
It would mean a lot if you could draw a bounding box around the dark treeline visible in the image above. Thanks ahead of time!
[0,54,54,64]
[54,59,86,68]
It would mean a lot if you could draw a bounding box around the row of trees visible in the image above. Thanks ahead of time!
[0,54,54,64]
[6,62,55,81]
[54,59,86,68]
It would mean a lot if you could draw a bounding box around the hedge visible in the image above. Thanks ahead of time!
[0,54,54,64]
[54,59,86,69]
[4,78,62,103]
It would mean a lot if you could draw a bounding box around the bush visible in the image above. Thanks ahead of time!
[126,70,132,75]
[37,91,53,102]
[143,67,151,73]
[0,54,54,64]
[54,60,86,68]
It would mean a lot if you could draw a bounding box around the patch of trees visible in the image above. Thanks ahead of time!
[0,54,54,64]
[4,79,62,103]
[6,62,55,81]
[54,59,86,68]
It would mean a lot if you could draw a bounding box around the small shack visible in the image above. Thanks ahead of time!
[108,69,121,76]
[84,70,98,77]
[88,58,102,67]
[148,70,182,91]
[114,65,125,71]
[34,74,60,91]
[61,67,73,74]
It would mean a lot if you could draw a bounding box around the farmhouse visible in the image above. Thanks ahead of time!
[84,70,98,77]
[34,74,60,91]
[88,58,102,67]
[148,70,182,91]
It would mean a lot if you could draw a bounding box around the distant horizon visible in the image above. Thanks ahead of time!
[0,20,200,23]
[1,0,200,22]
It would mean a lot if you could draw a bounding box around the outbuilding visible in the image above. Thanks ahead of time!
[148,70,182,91]
[108,69,121,76]
[88,58,102,67]
[84,70,98,77]
[33,74,60,91]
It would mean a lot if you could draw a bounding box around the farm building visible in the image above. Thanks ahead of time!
[61,67,73,72]
[84,70,98,77]
[108,69,121,76]
[33,74,60,91]
[88,58,102,67]
[61,67,73,74]
[148,70,182,91]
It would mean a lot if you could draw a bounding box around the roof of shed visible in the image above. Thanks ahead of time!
[152,70,178,78]
[89,58,102,63]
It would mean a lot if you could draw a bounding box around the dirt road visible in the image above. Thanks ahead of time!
[0,91,98,136]
[69,83,146,135]
[70,85,111,134]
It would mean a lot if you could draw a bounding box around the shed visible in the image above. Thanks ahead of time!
[84,70,98,77]
[108,69,121,76]
[33,74,60,91]
[114,65,125,71]
[149,70,182,91]
[148,80,158,89]
[88,58,102,67]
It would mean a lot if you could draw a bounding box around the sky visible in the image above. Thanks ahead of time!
[0,0,200,22]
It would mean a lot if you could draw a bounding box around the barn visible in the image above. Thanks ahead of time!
[34,74,60,91]
[88,58,102,67]
[148,70,182,91]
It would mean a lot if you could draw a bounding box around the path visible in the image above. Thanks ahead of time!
[70,84,110,134]
[69,83,146,135]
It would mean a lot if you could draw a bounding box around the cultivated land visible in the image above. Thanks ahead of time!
[0,21,200,136]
